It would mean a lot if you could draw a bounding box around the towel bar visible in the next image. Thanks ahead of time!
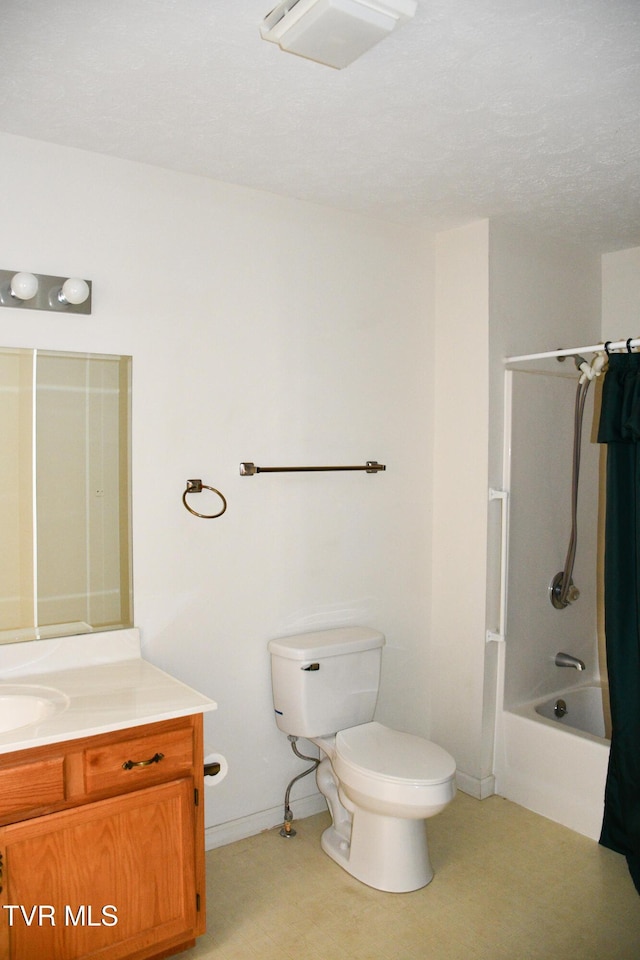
[239,460,385,476]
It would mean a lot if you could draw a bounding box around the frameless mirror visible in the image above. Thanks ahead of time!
[0,347,132,644]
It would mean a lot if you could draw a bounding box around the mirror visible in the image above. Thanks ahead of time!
[0,347,132,644]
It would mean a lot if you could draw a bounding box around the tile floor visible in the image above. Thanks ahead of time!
[185,793,640,960]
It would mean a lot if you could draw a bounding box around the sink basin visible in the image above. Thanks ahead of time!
[0,684,69,734]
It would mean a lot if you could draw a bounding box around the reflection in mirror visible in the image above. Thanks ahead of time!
[0,347,132,644]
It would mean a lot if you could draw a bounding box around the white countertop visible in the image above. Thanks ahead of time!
[0,628,217,755]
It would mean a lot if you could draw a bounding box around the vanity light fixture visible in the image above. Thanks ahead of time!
[260,0,417,69]
[0,269,92,314]
[9,271,39,301]
[56,277,91,307]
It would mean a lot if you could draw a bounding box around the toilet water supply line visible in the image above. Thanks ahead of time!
[280,736,320,838]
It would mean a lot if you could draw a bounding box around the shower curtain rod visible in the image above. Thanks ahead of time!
[506,336,640,364]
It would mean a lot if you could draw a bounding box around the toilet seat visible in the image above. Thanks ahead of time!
[335,721,456,785]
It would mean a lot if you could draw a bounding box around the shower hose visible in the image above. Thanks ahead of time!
[557,367,592,607]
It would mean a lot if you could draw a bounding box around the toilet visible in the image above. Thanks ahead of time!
[268,625,456,893]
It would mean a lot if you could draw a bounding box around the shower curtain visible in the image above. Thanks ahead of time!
[597,352,640,894]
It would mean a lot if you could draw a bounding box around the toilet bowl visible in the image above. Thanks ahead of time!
[335,722,456,818]
[268,626,457,893]
[314,722,456,892]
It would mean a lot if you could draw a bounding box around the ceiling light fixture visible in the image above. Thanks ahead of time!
[260,0,417,69]
[0,269,92,314]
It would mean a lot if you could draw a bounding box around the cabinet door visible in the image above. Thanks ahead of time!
[0,778,199,960]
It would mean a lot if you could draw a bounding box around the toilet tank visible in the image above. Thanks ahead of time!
[268,626,385,738]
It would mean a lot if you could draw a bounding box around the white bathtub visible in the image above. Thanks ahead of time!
[535,683,611,741]
[495,682,611,841]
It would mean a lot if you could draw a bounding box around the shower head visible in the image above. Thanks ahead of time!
[573,353,607,383]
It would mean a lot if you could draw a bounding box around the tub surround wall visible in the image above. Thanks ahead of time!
[505,369,600,707]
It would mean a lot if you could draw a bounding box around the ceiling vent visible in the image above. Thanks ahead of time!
[260,0,417,69]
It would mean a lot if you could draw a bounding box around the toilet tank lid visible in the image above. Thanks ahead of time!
[268,626,385,660]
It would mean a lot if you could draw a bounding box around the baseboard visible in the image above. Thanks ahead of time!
[204,793,328,850]
[204,773,495,850]
[455,770,496,800]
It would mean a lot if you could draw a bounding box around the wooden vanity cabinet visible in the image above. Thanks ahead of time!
[0,714,206,960]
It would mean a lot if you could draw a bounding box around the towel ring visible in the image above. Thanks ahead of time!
[182,479,227,519]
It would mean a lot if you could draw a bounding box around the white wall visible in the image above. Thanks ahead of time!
[0,133,435,841]
[430,220,491,796]
[602,245,640,337]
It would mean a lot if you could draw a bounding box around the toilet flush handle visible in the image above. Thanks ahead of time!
[302,663,320,671]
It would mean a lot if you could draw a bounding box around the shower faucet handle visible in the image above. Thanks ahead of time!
[550,572,580,609]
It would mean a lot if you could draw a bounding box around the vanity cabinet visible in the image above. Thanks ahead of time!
[0,714,206,960]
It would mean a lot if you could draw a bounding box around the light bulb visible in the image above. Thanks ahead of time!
[59,277,90,305]
[10,272,39,301]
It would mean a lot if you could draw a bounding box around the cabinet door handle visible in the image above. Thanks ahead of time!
[122,752,165,770]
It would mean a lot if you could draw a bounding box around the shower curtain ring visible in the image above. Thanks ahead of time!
[627,338,634,353]
[604,341,612,356]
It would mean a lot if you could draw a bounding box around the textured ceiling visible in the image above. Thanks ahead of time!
[2,0,639,251]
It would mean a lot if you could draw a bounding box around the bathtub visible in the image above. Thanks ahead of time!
[494,682,611,841]
[535,683,611,740]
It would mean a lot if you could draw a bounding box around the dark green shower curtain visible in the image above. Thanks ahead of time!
[597,352,640,893]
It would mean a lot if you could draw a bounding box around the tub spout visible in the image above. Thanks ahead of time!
[555,652,586,671]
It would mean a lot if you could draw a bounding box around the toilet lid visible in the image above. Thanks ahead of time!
[336,722,456,785]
